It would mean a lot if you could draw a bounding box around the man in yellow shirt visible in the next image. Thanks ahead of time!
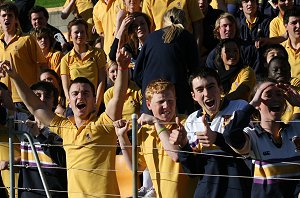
[0,2,46,104]
[115,79,198,198]
[269,0,293,37]
[0,44,131,197]
[281,7,300,79]
[93,0,124,55]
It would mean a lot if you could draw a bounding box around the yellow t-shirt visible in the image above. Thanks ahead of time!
[226,66,256,101]
[46,50,63,75]
[60,45,107,90]
[49,113,119,197]
[104,81,142,121]
[93,0,124,55]
[138,115,198,198]
[0,33,46,102]
[269,15,286,38]
[142,0,204,32]
[281,38,300,79]
[63,0,94,40]
[281,77,300,123]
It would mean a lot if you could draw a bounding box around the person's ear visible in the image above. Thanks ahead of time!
[146,99,152,111]
[191,91,196,101]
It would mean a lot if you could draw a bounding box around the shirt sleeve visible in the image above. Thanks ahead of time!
[96,48,107,69]
[49,114,69,138]
[60,54,70,75]
[93,3,104,34]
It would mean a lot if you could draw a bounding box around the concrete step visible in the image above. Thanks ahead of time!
[47,7,72,41]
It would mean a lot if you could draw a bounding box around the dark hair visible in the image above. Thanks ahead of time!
[0,2,18,18]
[238,0,258,7]
[30,81,59,109]
[29,5,49,19]
[40,68,63,91]
[40,68,66,108]
[263,44,288,60]
[67,18,88,40]
[214,38,241,70]
[126,12,151,56]
[258,44,289,79]
[31,27,55,47]
[188,67,221,91]
[0,82,8,90]
[128,12,151,35]
[268,56,291,70]
[69,77,96,97]
[283,6,300,25]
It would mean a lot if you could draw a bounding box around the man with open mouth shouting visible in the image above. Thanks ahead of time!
[0,42,131,197]
[169,67,252,198]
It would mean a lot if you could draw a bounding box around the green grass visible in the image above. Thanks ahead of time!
[35,0,64,8]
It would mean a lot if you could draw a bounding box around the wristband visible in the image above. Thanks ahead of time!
[157,127,166,135]
[118,67,128,70]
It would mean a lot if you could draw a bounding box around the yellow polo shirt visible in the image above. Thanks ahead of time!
[46,50,63,75]
[50,113,119,197]
[281,38,300,79]
[281,77,300,123]
[269,14,286,37]
[63,0,94,40]
[142,0,204,32]
[93,0,124,55]
[0,33,46,102]
[60,45,107,90]
[104,80,142,121]
[227,66,256,101]
[0,126,20,198]
[138,115,198,198]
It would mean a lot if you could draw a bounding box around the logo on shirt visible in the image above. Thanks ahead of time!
[222,115,233,128]
[86,133,92,141]
[292,136,300,152]
[177,2,181,8]
[263,151,270,156]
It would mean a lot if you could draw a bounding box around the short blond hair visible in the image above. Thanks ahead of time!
[145,79,175,102]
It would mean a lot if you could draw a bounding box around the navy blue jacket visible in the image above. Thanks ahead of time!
[134,28,200,114]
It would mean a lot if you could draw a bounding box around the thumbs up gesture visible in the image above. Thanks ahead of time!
[196,114,217,147]
[169,117,188,147]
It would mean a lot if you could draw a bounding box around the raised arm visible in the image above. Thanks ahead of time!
[95,66,106,115]
[223,82,276,154]
[105,40,130,121]
[61,0,76,19]
[1,59,55,126]
[114,119,146,171]
[222,105,253,155]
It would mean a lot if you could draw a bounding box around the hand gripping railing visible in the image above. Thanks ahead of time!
[8,116,52,198]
